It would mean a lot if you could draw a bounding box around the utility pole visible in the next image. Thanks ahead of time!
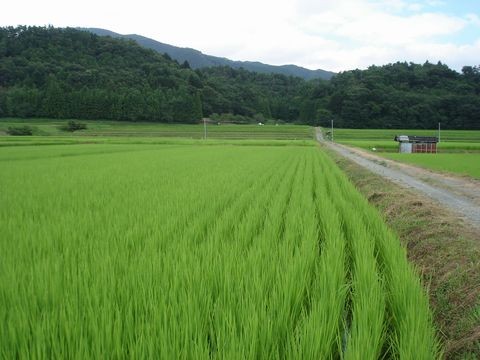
[204,118,207,140]
[331,119,334,142]
[438,122,441,143]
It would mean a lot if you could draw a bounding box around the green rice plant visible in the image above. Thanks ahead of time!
[0,142,440,358]
[322,154,440,359]
[288,152,347,359]
[339,204,385,360]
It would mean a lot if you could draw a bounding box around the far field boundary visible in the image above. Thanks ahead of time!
[316,127,480,230]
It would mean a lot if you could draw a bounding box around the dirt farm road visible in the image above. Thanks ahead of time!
[315,128,480,229]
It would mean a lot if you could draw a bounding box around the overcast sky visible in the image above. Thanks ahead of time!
[1,0,479,72]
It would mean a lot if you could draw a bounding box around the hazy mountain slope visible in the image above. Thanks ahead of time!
[84,28,335,80]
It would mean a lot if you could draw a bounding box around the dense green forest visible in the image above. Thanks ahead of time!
[0,26,479,129]
[311,62,480,129]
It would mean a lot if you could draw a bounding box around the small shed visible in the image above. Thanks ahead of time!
[394,135,438,153]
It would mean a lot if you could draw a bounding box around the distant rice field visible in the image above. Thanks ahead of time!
[0,118,314,140]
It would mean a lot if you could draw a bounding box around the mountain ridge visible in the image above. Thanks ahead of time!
[83,28,335,80]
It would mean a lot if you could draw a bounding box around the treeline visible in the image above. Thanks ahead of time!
[0,26,479,129]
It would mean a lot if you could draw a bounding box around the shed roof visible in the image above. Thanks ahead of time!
[394,135,438,143]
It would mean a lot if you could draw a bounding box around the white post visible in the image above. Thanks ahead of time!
[331,119,334,142]
[204,118,207,140]
[438,122,441,143]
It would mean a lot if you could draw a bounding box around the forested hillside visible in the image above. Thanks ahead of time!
[306,62,480,129]
[0,26,305,123]
[0,26,479,129]
[0,26,204,122]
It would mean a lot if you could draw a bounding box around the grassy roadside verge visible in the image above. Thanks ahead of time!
[324,145,480,359]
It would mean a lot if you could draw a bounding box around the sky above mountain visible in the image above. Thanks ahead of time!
[2,0,479,72]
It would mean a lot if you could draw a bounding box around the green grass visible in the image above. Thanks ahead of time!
[383,153,480,179]
[0,118,314,140]
[0,142,439,358]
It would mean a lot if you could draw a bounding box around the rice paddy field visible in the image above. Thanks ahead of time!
[0,140,439,358]
[0,118,314,140]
